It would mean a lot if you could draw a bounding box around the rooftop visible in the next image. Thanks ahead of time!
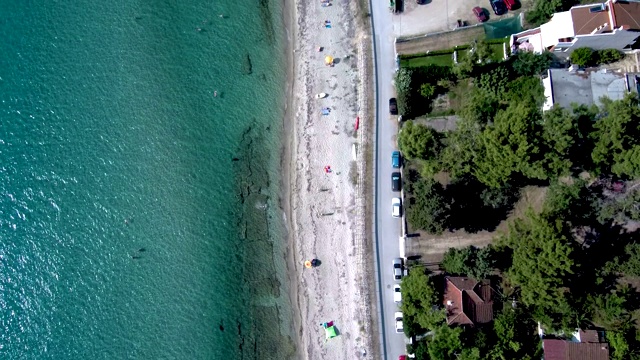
[443,276,494,326]
[543,68,638,110]
[543,339,609,360]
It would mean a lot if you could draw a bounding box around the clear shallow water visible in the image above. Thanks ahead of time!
[0,1,293,358]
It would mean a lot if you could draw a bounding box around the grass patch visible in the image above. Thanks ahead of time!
[488,43,505,62]
[401,53,454,68]
[447,78,473,113]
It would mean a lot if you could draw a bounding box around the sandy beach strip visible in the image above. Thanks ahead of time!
[283,0,377,357]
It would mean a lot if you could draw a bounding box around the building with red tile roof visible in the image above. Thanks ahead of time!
[443,276,494,326]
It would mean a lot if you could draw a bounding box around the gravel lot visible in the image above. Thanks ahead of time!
[392,0,518,37]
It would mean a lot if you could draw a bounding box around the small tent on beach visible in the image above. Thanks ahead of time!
[321,321,337,340]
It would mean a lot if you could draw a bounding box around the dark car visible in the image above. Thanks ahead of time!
[392,151,401,168]
[473,7,488,22]
[389,98,398,115]
[392,172,401,191]
[490,0,507,15]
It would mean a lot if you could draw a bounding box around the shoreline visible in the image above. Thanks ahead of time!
[280,0,303,356]
[280,0,375,357]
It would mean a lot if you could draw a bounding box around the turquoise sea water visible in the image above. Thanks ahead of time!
[0,1,293,359]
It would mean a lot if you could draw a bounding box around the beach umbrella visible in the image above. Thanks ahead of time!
[324,56,334,65]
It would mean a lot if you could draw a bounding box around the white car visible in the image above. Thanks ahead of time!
[395,311,404,333]
[392,258,403,281]
[392,197,401,218]
[393,284,402,303]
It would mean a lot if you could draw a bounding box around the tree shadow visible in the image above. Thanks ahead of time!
[445,177,519,233]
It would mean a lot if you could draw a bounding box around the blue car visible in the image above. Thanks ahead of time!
[392,151,401,168]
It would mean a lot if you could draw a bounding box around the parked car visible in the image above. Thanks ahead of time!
[393,284,402,303]
[392,151,401,168]
[473,6,488,22]
[490,0,507,15]
[395,311,404,333]
[391,172,401,191]
[389,98,398,115]
[503,0,517,10]
[392,257,403,280]
[392,197,402,218]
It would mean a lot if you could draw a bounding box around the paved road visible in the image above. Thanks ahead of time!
[370,1,405,359]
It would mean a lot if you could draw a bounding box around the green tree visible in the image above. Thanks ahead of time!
[570,47,594,67]
[453,48,478,78]
[398,121,442,160]
[458,88,500,124]
[420,83,436,98]
[507,76,546,108]
[592,95,640,177]
[500,211,576,327]
[588,285,633,329]
[511,51,553,77]
[401,268,443,334]
[459,348,482,360]
[407,178,449,234]
[478,67,510,97]
[540,106,580,178]
[396,68,415,117]
[396,67,414,93]
[605,243,640,277]
[438,117,484,178]
[543,180,598,227]
[428,324,463,360]
[442,246,493,280]
[488,309,540,360]
[474,103,546,188]
[607,330,631,360]
[595,49,623,64]
[475,40,493,64]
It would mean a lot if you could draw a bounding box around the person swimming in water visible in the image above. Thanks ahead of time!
[214,91,218,97]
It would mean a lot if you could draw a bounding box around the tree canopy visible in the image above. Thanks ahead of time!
[442,246,493,280]
[500,211,577,329]
[401,268,442,335]
[592,95,640,177]
[399,121,443,160]
[474,103,546,188]
[407,178,449,234]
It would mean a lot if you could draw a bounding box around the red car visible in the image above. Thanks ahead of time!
[473,7,488,22]
[399,356,407,360]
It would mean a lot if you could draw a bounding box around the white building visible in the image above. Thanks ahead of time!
[511,0,640,54]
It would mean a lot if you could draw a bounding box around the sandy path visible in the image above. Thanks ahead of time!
[285,0,374,358]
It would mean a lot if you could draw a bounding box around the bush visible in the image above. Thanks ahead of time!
[420,83,436,98]
[595,49,624,64]
[570,47,594,67]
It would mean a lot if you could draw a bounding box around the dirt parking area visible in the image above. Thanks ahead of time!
[393,0,511,37]
[393,0,495,37]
